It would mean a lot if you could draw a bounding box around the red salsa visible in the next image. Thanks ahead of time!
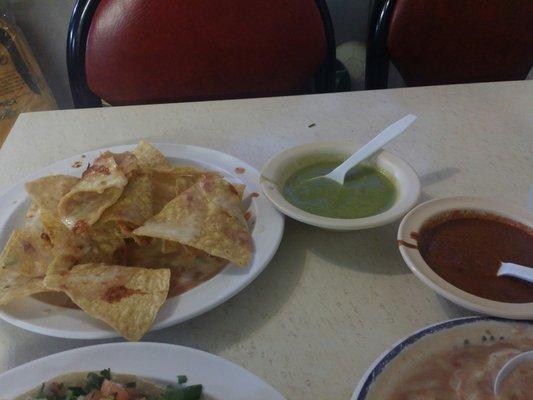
[418,211,533,303]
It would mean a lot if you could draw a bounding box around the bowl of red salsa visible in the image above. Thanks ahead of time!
[397,197,533,319]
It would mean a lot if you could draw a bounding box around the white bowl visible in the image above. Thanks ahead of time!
[260,141,420,230]
[0,342,285,399]
[397,196,533,319]
[352,316,533,400]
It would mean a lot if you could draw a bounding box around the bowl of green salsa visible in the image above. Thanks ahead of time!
[261,142,420,230]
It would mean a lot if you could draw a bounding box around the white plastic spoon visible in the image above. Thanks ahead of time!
[497,262,533,284]
[493,350,533,395]
[314,114,417,185]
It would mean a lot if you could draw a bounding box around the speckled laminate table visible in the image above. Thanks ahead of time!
[0,81,532,399]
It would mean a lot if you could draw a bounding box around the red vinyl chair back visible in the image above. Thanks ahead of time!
[68,0,335,107]
[366,0,533,89]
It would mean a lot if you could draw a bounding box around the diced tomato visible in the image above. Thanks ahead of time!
[101,380,129,400]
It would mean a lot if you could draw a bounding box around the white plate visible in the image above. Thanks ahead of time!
[397,196,533,319]
[0,342,285,399]
[0,143,284,339]
[261,141,420,231]
[352,316,533,400]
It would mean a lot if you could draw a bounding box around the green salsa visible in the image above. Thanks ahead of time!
[282,161,397,219]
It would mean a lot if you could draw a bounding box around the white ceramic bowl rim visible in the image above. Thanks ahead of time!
[352,316,533,400]
[397,196,533,319]
[0,342,286,399]
[260,141,421,230]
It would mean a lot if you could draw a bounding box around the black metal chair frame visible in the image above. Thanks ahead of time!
[67,0,336,108]
[365,0,396,90]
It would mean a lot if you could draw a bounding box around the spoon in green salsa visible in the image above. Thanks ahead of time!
[310,114,417,186]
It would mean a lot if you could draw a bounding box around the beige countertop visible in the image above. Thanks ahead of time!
[0,81,532,399]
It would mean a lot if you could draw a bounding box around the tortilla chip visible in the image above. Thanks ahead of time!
[168,257,227,297]
[25,175,79,215]
[84,225,125,262]
[58,152,128,230]
[174,168,209,194]
[161,239,183,254]
[134,175,252,267]
[233,184,246,200]
[41,210,124,274]
[133,140,171,169]
[151,167,207,214]
[23,202,45,237]
[44,263,170,341]
[100,170,153,235]
[0,227,53,277]
[0,198,55,278]
[201,175,247,223]
[123,238,165,267]
[112,151,139,178]
[41,211,86,274]
[25,202,41,225]
[125,239,228,297]
[126,238,223,269]
[0,270,46,305]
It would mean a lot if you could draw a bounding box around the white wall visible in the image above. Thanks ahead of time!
[8,0,369,109]
[327,0,369,44]
[10,0,75,108]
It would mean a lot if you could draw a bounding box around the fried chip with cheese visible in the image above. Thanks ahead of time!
[0,198,54,277]
[100,170,153,236]
[125,239,228,297]
[126,238,227,270]
[0,270,46,305]
[112,151,139,178]
[0,140,254,338]
[44,263,170,341]
[134,174,252,266]
[0,228,52,277]
[133,140,171,169]
[25,175,79,215]
[24,202,41,227]
[234,183,246,200]
[151,166,208,214]
[57,152,128,231]
[41,210,124,274]
[161,239,183,254]
[82,225,125,264]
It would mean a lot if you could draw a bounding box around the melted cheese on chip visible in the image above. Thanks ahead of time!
[44,263,170,341]
[133,140,172,169]
[0,269,46,305]
[25,175,79,215]
[58,153,127,230]
[0,228,52,277]
[100,170,153,234]
[134,174,252,266]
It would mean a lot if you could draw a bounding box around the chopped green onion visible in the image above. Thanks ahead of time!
[101,368,112,380]
[34,383,47,400]
[67,386,86,396]
[182,384,203,400]
[85,372,104,392]
[157,378,202,400]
